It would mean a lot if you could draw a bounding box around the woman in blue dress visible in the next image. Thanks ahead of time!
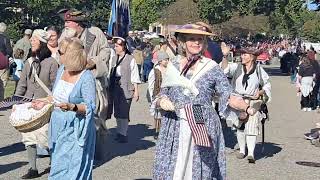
[151,24,257,179]
[34,38,96,179]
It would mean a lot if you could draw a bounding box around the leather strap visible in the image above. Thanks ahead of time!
[28,58,52,96]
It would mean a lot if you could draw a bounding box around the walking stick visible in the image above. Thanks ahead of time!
[260,103,269,154]
[261,119,265,153]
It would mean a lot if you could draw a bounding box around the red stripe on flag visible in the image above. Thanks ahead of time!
[184,104,211,147]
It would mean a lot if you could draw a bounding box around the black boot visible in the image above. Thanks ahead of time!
[117,134,128,143]
[153,132,159,140]
[21,168,40,179]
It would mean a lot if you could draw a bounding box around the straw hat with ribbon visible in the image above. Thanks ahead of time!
[175,24,214,36]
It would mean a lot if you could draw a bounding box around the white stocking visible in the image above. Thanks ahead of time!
[246,135,257,157]
[237,130,246,154]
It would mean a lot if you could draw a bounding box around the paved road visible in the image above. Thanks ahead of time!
[1,63,320,180]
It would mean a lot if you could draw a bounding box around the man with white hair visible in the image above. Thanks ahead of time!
[0,22,12,101]
[13,29,32,61]
[59,9,111,159]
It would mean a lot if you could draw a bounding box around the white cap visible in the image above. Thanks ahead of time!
[24,29,32,35]
[32,29,50,43]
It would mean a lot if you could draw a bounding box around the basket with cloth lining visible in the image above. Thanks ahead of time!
[8,57,53,133]
[9,102,53,133]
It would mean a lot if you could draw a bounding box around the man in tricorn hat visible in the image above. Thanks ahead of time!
[59,9,112,159]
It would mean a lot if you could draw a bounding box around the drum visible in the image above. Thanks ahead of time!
[9,102,53,133]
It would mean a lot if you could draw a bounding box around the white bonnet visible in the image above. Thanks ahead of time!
[32,29,50,43]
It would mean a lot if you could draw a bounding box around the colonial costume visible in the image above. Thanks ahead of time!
[108,38,141,142]
[148,51,169,139]
[223,47,271,163]
[59,9,112,158]
[152,24,231,179]
[48,67,96,180]
[15,29,59,178]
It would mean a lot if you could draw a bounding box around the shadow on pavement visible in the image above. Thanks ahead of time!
[0,142,25,157]
[0,161,28,175]
[296,161,320,167]
[255,142,282,160]
[223,126,237,150]
[94,123,156,168]
[39,167,51,176]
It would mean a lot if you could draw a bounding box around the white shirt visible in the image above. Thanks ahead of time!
[53,80,75,104]
[279,50,287,58]
[223,63,272,102]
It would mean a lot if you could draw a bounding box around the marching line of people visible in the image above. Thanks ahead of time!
[0,8,142,179]
[0,9,277,180]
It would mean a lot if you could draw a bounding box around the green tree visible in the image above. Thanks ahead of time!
[197,0,233,24]
[0,0,111,40]
[131,0,175,30]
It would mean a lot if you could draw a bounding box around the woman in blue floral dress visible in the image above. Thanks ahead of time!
[151,24,257,179]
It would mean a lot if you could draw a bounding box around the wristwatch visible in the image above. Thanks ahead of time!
[72,104,78,112]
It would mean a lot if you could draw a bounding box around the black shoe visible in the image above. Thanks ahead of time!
[21,168,40,179]
[153,132,159,140]
[117,134,128,143]
[247,156,256,163]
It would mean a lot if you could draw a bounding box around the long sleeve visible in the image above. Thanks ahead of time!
[49,61,59,90]
[221,62,239,78]
[75,71,96,147]
[148,69,155,99]
[82,72,96,110]
[130,58,141,84]
[260,67,272,103]
[213,67,233,116]
[84,27,110,79]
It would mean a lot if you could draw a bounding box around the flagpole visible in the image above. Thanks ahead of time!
[115,0,119,36]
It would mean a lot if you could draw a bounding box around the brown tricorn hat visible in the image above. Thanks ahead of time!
[60,9,89,22]
[239,47,262,56]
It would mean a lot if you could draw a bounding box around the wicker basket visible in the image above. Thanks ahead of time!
[10,104,53,133]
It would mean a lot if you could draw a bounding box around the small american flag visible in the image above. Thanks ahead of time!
[0,95,33,110]
[184,104,211,147]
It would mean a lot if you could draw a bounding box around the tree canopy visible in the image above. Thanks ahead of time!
[0,0,320,41]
